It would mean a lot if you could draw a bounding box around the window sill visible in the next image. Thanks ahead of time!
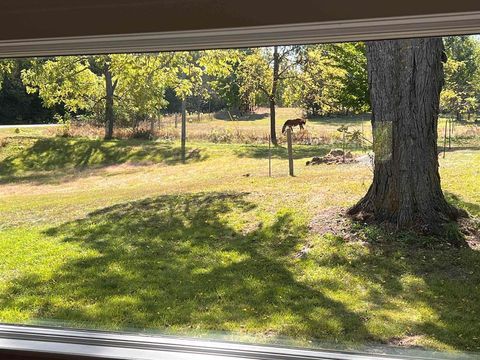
[0,324,457,360]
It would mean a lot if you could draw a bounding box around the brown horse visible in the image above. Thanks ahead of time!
[282,118,306,134]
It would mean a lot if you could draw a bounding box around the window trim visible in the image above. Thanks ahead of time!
[0,11,479,58]
[0,324,469,360]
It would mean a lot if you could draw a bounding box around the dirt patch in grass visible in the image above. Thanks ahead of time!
[309,206,367,243]
[388,335,427,349]
[309,206,480,250]
[457,217,480,250]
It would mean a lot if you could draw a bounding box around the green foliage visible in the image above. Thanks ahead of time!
[284,45,346,116]
[22,56,103,115]
[441,36,480,118]
[0,59,56,124]
[0,60,14,90]
[283,44,369,116]
[200,49,245,111]
[4,36,479,129]
[236,48,271,109]
[168,51,205,101]
[324,42,369,113]
[112,53,172,122]
[236,46,302,110]
[21,54,175,129]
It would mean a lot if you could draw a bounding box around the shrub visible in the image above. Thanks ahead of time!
[131,128,155,140]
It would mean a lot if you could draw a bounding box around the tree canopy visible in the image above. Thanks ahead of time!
[1,36,478,129]
[441,36,480,120]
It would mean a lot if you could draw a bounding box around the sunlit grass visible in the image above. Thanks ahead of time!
[0,120,479,353]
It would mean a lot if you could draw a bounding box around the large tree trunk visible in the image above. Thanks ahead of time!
[104,63,115,140]
[270,46,279,146]
[348,38,466,234]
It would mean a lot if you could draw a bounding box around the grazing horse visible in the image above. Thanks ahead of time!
[282,118,306,134]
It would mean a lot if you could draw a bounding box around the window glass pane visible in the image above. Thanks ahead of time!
[0,36,479,358]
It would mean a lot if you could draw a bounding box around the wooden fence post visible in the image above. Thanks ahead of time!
[448,116,452,150]
[181,99,187,163]
[150,117,155,134]
[443,117,447,159]
[268,134,272,177]
[287,128,294,176]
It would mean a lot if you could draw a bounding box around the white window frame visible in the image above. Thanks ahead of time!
[0,11,480,57]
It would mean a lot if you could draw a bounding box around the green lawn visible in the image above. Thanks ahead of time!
[0,127,479,353]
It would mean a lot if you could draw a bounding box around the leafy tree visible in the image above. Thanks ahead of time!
[441,36,480,120]
[349,38,466,237]
[168,51,204,162]
[113,53,172,128]
[237,46,301,145]
[22,57,103,114]
[200,49,249,113]
[325,42,369,114]
[283,45,347,116]
[22,56,106,133]
[284,43,369,117]
[22,54,173,139]
[0,59,55,124]
[0,60,13,90]
[236,48,270,112]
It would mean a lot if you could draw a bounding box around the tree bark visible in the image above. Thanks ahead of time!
[269,97,277,145]
[104,63,115,140]
[270,46,279,146]
[348,38,466,235]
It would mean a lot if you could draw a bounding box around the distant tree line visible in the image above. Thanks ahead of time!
[0,36,479,141]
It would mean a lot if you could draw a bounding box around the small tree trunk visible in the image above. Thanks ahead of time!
[181,98,187,163]
[104,64,115,140]
[270,46,280,146]
[269,98,277,146]
[348,38,466,235]
[150,117,155,135]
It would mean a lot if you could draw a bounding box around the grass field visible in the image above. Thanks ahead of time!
[0,112,479,354]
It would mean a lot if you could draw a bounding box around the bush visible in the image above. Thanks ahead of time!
[207,129,234,143]
[131,128,155,140]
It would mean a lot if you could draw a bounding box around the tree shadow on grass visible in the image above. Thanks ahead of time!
[0,137,207,185]
[306,115,370,127]
[213,111,269,121]
[310,207,480,353]
[0,192,374,347]
[445,192,480,217]
[234,144,329,160]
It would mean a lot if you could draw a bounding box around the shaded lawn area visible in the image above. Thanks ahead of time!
[1,192,479,352]
[0,134,479,353]
[233,144,331,160]
[0,137,207,184]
